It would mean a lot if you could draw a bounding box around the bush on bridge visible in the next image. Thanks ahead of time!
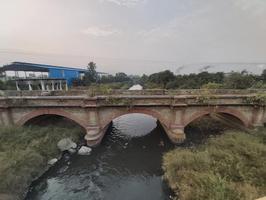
[244,93,266,105]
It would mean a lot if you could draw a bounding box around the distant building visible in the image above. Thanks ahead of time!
[97,72,110,78]
[0,62,109,91]
[0,62,88,86]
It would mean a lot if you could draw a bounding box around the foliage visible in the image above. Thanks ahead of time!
[0,80,4,90]
[0,126,83,198]
[84,62,98,85]
[148,70,175,88]
[262,69,266,83]
[0,80,16,90]
[244,93,266,105]
[195,90,217,104]
[75,61,132,87]
[224,71,257,89]
[104,97,133,107]
[71,64,266,90]
[201,82,224,89]
[250,81,266,89]
[163,129,266,200]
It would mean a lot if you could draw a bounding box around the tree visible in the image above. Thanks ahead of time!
[84,62,98,85]
[149,70,175,88]
[224,72,256,89]
[0,80,4,90]
[114,72,129,82]
[262,69,266,83]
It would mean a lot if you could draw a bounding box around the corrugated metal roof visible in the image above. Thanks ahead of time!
[0,62,87,72]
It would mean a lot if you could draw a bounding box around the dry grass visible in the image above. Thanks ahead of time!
[163,128,266,200]
[0,126,83,199]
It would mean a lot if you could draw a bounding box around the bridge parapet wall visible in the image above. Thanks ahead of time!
[0,93,265,146]
[1,89,266,97]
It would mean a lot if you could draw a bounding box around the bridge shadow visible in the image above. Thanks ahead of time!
[184,113,246,145]
[24,114,87,140]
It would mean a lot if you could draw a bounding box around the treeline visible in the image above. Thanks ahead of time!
[74,62,266,89]
[1,62,266,90]
[139,70,266,89]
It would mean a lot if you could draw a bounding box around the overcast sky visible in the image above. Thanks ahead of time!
[0,0,266,74]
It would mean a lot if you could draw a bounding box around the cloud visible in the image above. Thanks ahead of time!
[81,26,121,37]
[100,0,145,7]
[234,0,266,16]
[138,7,209,42]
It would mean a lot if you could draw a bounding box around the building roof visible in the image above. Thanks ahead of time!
[0,62,87,73]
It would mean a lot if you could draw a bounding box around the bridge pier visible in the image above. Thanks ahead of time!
[85,125,110,147]
[162,124,186,144]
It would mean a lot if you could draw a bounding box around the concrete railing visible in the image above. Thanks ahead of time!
[0,89,266,97]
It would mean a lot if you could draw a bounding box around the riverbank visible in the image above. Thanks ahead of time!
[163,128,266,200]
[0,126,83,200]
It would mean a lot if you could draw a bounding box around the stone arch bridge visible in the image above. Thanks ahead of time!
[0,92,265,146]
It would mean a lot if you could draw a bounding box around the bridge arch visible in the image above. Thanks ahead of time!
[16,109,88,130]
[100,108,170,129]
[184,107,250,128]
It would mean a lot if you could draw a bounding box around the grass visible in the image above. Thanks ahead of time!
[163,128,266,200]
[0,125,84,199]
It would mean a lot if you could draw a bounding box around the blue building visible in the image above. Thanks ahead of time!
[0,62,88,86]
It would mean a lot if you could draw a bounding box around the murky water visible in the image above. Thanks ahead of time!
[25,114,175,200]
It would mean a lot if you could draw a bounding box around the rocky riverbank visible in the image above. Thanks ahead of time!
[163,128,266,200]
[0,126,85,200]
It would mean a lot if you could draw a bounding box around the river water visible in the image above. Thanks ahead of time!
[25,114,176,200]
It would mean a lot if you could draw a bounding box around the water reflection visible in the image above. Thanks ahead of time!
[25,114,174,200]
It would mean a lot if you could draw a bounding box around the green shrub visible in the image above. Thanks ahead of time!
[244,93,266,105]
[201,82,224,89]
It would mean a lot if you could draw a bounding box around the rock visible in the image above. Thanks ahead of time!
[78,146,92,156]
[68,148,76,154]
[48,158,58,165]
[57,138,77,152]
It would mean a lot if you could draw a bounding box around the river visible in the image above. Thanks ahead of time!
[25,114,176,200]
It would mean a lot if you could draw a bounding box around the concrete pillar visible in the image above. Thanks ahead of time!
[15,81,20,91]
[28,81,33,91]
[51,81,55,91]
[59,81,62,90]
[85,125,109,147]
[162,124,186,144]
[46,84,50,91]
[65,82,68,91]
[40,80,45,91]
[252,107,265,127]
[84,109,106,147]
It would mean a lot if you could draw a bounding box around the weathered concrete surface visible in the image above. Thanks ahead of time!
[0,93,265,146]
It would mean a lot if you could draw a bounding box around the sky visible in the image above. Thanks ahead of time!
[0,0,266,75]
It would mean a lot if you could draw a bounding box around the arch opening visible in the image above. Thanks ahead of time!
[184,112,246,144]
[23,114,86,138]
[25,114,84,130]
[101,113,173,148]
[112,113,158,138]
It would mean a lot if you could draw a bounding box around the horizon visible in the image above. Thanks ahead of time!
[2,61,265,76]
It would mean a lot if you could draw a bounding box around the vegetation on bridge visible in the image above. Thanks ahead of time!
[163,128,266,200]
[0,126,83,199]
[244,93,266,105]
